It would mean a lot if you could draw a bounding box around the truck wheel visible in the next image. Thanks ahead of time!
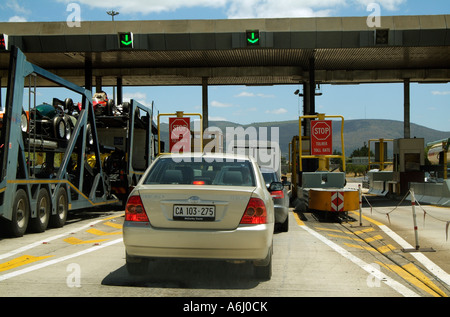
[8,189,30,237]
[54,117,66,139]
[29,188,51,233]
[49,187,68,228]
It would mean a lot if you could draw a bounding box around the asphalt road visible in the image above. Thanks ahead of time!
[1,188,450,304]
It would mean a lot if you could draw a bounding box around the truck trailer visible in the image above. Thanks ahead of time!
[0,47,158,237]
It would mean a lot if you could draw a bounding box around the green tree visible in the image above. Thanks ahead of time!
[350,142,374,158]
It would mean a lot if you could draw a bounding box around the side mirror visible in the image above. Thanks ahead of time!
[268,181,283,192]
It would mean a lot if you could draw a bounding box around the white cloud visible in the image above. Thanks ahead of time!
[6,0,31,15]
[209,115,228,121]
[61,0,227,14]
[123,92,147,104]
[211,100,234,108]
[226,0,344,18]
[354,0,406,11]
[56,0,406,18]
[432,91,450,96]
[235,91,275,98]
[8,15,27,22]
[235,91,255,97]
[265,108,288,115]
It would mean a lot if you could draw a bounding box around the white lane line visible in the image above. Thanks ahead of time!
[298,223,420,297]
[0,238,123,282]
[0,217,117,261]
[378,225,450,287]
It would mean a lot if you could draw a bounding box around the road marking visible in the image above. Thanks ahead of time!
[293,213,419,297]
[0,238,123,282]
[351,211,450,287]
[352,228,375,235]
[344,243,396,254]
[104,221,123,229]
[328,233,364,242]
[0,215,122,261]
[315,227,352,234]
[378,262,447,297]
[293,212,305,226]
[63,237,109,245]
[0,255,54,272]
[86,228,122,236]
[327,233,384,244]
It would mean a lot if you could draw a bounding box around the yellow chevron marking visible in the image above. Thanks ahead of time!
[63,237,109,245]
[86,228,122,236]
[0,255,54,272]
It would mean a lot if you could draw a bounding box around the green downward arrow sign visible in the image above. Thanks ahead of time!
[121,34,132,46]
[247,32,259,44]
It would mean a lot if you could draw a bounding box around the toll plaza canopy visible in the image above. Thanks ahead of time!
[0,15,449,87]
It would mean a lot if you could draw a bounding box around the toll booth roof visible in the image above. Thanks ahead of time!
[0,15,449,87]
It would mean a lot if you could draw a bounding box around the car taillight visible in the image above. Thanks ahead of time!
[270,190,284,199]
[125,195,149,222]
[240,198,267,224]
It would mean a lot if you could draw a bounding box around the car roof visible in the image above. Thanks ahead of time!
[158,152,253,162]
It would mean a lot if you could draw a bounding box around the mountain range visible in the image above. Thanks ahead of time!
[159,119,450,158]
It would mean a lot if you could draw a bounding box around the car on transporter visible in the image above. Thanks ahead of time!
[122,152,276,280]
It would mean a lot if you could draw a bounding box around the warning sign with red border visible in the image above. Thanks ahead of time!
[169,117,191,153]
[311,120,332,155]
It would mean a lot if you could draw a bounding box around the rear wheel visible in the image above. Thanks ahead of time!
[254,248,272,281]
[29,188,51,233]
[279,214,289,232]
[49,187,68,228]
[126,253,149,276]
[1,189,30,237]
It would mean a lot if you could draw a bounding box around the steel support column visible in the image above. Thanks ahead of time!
[95,76,102,93]
[202,77,208,130]
[302,82,311,137]
[84,58,92,91]
[404,79,411,139]
[117,77,123,105]
[309,57,316,117]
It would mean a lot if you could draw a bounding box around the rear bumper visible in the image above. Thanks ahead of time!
[123,222,273,262]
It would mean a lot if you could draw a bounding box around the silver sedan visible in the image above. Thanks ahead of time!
[123,153,275,280]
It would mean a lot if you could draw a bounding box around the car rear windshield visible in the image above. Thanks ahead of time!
[143,157,256,186]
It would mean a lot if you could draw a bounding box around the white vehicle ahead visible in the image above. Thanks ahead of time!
[123,153,275,280]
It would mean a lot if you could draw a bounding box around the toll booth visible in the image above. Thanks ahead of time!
[393,138,425,195]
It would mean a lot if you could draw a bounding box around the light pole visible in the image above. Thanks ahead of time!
[107,10,119,21]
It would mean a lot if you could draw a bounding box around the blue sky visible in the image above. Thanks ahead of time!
[1,0,449,131]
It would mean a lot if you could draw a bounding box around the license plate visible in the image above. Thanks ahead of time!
[173,205,215,221]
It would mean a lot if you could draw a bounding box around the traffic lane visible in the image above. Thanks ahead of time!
[0,211,402,297]
[358,196,450,276]
[101,212,402,297]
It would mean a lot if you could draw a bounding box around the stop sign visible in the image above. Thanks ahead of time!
[311,120,332,155]
[169,117,190,153]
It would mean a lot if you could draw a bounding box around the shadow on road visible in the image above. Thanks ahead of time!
[101,259,261,290]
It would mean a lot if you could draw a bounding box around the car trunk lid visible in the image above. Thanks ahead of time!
[137,185,255,230]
